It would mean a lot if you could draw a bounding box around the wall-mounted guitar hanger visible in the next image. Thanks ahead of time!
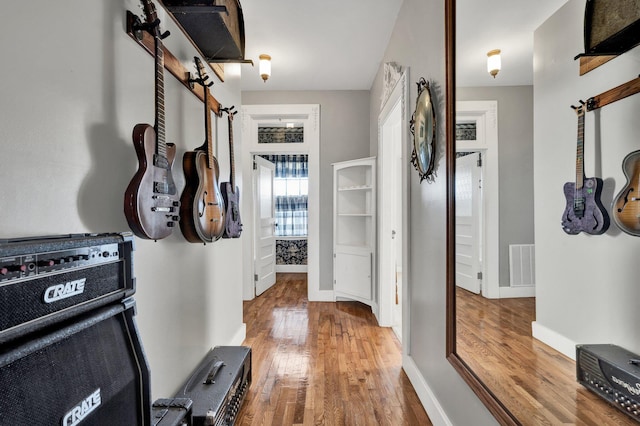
[586,75,640,111]
[126,10,220,115]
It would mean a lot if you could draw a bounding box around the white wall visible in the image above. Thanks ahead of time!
[369,0,498,424]
[533,0,640,357]
[0,0,245,398]
[241,91,371,291]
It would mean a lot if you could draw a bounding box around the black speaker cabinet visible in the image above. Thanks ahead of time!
[0,233,135,345]
[584,0,640,55]
[160,0,246,61]
[0,298,151,426]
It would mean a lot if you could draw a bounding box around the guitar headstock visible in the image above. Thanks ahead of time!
[139,0,169,40]
[571,100,586,117]
[222,105,238,121]
[193,57,213,88]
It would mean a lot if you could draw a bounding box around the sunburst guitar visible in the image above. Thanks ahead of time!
[179,57,225,244]
[612,150,640,236]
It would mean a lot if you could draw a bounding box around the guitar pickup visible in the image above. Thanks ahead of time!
[152,207,171,212]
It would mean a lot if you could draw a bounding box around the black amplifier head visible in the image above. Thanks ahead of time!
[0,233,135,345]
[577,344,640,421]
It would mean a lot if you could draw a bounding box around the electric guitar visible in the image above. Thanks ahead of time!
[561,101,609,235]
[124,0,179,240]
[612,150,640,236]
[220,106,243,238]
[179,57,226,243]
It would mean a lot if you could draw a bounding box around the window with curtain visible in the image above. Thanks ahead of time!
[260,154,308,237]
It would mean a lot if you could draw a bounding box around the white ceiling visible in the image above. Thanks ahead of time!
[238,0,568,91]
[456,0,568,87]
[239,0,403,91]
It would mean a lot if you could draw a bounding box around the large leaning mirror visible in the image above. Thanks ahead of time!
[446,0,640,424]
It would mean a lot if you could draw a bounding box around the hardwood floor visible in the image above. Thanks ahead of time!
[456,287,637,425]
[237,273,431,426]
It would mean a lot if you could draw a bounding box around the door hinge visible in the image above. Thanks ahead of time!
[477,153,482,167]
[253,161,257,170]
[477,272,483,280]
[254,274,258,281]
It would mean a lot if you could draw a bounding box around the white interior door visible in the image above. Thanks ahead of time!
[379,99,403,337]
[254,156,276,296]
[455,152,482,294]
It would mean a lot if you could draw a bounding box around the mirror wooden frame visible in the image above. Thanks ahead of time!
[444,0,519,424]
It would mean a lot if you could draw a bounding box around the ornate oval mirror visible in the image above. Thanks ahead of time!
[410,78,436,182]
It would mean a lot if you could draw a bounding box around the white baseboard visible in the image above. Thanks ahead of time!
[230,323,247,346]
[402,355,452,426]
[307,289,335,302]
[531,321,576,360]
[276,265,308,273]
[498,285,535,298]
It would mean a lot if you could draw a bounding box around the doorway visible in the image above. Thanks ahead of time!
[378,68,408,344]
[241,105,322,301]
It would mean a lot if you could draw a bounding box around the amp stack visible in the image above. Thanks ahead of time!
[0,233,155,425]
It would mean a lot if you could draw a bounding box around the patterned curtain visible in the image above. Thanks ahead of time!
[260,155,309,237]
[261,154,308,178]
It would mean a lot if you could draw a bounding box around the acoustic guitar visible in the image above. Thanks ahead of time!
[561,101,609,235]
[612,150,640,236]
[220,106,243,238]
[124,0,180,240]
[179,57,225,243]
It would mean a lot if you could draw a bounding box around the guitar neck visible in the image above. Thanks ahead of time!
[228,115,236,188]
[204,85,214,169]
[154,37,168,159]
[575,112,585,190]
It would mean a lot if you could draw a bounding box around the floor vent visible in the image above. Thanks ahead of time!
[509,244,535,287]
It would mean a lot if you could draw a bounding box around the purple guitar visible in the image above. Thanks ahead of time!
[220,106,243,238]
[561,101,609,235]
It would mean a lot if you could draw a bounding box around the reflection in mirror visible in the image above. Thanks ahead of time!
[448,0,640,424]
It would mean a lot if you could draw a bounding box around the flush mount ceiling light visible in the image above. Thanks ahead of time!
[259,54,271,82]
[487,49,501,78]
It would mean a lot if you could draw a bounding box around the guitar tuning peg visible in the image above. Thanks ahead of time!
[570,105,577,110]
[579,99,586,105]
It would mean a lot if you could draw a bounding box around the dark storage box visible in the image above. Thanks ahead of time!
[161,0,246,61]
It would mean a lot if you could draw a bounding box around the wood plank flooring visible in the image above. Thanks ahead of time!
[456,287,637,425]
[237,273,431,426]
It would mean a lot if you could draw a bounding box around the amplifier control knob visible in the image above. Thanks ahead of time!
[0,267,8,275]
[8,264,27,272]
[38,259,55,267]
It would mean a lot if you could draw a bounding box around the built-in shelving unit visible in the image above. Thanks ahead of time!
[333,157,376,306]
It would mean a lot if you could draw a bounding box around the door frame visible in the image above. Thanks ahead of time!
[241,104,323,301]
[377,67,410,346]
[456,101,499,298]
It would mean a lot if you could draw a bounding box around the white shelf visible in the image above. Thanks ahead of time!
[333,157,376,307]
[338,185,372,192]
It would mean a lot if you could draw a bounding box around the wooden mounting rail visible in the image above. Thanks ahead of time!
[126,11,220,115]
[586,75,640,111]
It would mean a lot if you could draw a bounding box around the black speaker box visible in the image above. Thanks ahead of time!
[584,0,640,55]
[0,233,135,345]
[0,298,151,426]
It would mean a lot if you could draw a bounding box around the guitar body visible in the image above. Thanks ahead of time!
[561,177,609,235]
[124,123,179,240]
[221,182,243,238]
[179,146,226,243]
[612,150,640,236]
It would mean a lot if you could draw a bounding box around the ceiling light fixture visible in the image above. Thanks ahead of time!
[487,49,501,78]
[259,54,271,82]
